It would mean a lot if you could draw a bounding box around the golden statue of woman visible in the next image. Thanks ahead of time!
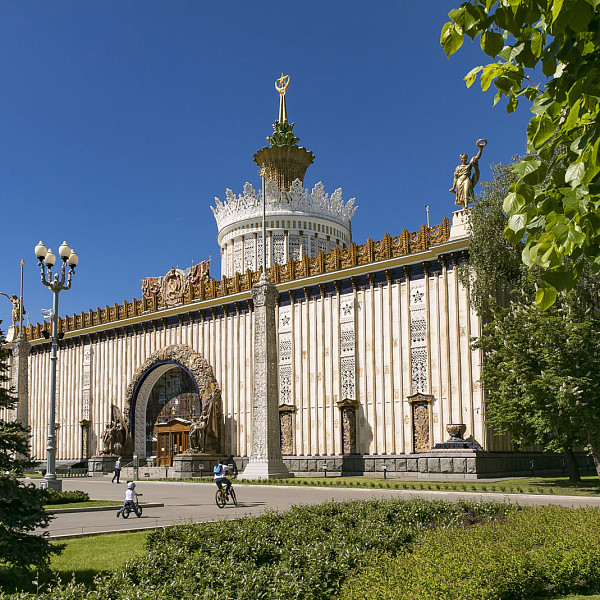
[449,139,487,209]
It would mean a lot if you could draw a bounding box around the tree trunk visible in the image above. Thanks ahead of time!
[563,447,581,483]
[586,430,600,482]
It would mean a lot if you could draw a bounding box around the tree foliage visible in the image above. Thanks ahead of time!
[442,0,600,308]
[0,326,59,570]
[474,298,600,479]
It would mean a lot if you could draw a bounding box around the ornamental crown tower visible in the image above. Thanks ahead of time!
[212,75,358,278]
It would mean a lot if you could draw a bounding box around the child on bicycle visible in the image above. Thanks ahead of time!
[116,481,139,517]
[213,459,232,495]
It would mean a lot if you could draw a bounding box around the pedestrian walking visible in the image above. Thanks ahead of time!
[112,457,121,483]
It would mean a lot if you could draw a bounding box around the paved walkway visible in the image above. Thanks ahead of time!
[36,476,600,538]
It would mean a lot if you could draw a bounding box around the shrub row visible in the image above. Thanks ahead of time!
[41,490,89,505]
[0,498,512,600]
[340,505,600,600]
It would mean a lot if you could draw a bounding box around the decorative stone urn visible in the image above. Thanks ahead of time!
[446,423,467,441]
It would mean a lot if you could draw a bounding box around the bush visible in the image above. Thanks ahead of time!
[340,505,600,600]
[41,490,90,505]
[1,498,512,599]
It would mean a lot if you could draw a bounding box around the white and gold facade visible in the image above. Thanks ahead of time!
[4,77,537,478]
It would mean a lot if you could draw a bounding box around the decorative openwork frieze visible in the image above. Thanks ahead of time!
[23,221,450,340]
[212,180,358,232]
[409,280,428,394]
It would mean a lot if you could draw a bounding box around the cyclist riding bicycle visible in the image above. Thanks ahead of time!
[117,481,140,518]
[213,459,232,495]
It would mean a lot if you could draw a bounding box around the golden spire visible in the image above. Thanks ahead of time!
[253,73,314,194]
[275,73,290,123]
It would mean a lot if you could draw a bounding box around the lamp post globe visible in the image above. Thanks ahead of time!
[35,240,78,492]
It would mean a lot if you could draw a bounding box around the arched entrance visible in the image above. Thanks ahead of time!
[124,345,219,462]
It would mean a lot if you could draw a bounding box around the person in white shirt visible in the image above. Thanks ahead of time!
[112,457,121,484]
[213,460,232,495]
[116,481,139,517]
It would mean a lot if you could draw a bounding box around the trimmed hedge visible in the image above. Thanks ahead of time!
[41,490,89,505]
[340,505,600,600]
[0,498,511,599]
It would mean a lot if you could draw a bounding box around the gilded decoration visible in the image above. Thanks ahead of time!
[24,223,450,340]
[279,404,296,456]
[161,268,186,306]
[408,393,434,453]
[337,398,358,455]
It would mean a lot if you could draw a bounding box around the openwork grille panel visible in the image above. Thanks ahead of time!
[317,237,327,254]
[244,238,255,272]
[340,321,355,356]
[410,313,427,345]
[341,356,355,400]
[411,347,428,393]
[288,234,301,261]
[233,241,242,274]
[273,233,285,265]
[278,332,292,363]
[279,365,292,405]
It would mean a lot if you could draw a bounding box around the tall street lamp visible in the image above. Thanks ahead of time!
[35,240,79,491]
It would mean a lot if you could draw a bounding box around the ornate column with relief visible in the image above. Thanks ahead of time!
[239,274,291,479]
[9,335,30,426]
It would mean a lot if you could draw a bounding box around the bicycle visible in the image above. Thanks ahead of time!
[215,485,237,508]
[118,493,143,518]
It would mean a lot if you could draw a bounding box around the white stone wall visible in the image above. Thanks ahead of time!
[24,255,492,461]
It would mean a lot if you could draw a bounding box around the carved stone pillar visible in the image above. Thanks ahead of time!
[407,393,434,453]
[279,404,296,455]
[240,274,291,479]
[337,398,358,455]
[80,419,91,459]
[9,335,30,426]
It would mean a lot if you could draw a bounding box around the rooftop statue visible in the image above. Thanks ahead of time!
[0,292,25,326]
[449,139,487,209]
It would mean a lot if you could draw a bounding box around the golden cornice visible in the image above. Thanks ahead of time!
[23,218,453,343]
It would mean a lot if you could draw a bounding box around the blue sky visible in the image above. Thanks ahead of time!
[0,2,532,329]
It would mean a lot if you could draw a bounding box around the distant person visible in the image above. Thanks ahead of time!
[112,457,121,484]
[213,459,232,495]
[116,481,139,517]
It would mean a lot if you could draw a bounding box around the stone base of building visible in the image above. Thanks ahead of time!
[172,454,232,478]
[88,455,118,476]
[228,452,590,480]
[238,457,292,480]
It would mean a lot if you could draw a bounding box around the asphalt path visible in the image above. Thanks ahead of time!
[35,477,600,538]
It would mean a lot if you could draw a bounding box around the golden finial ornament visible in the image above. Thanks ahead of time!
[275,73,290,123]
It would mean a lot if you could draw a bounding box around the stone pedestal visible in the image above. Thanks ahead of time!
[173,453,228,478]
[239,274,291,480]
[449,208,470,240]
[88,455,117,476]
[9,334,30,426]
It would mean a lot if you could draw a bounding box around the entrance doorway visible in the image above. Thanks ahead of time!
[156,418,190,466]
[139,365,201,464]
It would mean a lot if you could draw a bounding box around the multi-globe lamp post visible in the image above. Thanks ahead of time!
[34,240,79,491]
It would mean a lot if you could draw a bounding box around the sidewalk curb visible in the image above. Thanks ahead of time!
[47,503,164,514]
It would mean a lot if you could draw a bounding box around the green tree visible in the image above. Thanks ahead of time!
[0,326,59,570]
[474,298,600,481]
[442,0,600,309]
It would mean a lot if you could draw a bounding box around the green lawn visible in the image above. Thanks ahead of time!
[177,474,600,496]
[47,531,150,588]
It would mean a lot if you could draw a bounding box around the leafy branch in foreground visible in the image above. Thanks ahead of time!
[442,0,600,308]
